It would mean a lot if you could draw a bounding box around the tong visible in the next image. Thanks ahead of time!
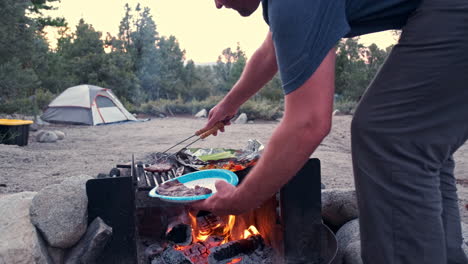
[157,121,226,161]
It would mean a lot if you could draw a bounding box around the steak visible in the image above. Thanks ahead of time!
[157,180,212,197]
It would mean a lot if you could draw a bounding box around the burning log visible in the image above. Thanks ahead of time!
[208,235,264,264]
[166,223,192,246]
[196,211,223,233]
[177,237,223,264]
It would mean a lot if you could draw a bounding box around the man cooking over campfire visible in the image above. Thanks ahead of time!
[193,0,468,263]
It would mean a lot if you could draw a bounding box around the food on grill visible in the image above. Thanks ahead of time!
[199,160,257,172]
[145,162,173,173]
[157,180,212,197]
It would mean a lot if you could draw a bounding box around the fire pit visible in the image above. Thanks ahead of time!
[86,149,336,264]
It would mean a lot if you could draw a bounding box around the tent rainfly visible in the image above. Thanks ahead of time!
[41,85,137,125]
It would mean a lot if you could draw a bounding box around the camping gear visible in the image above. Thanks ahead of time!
[41,84,137,125]
[0,119,33,146]
[148,169,239,203]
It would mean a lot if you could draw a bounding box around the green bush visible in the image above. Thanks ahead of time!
[135,96,282,120]
[0,97,34,114]
[239,99,283,120]
[36,89,55,110]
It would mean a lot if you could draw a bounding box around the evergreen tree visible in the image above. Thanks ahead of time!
[213,44,247,93]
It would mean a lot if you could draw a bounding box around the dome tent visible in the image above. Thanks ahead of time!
[41,85,137,125]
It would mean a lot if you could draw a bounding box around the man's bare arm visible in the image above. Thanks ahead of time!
[194,48,336,215]
[233,49,336,209]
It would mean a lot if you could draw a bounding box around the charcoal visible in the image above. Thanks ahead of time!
[208,235,264,264]
[161,247,193,264]
[166,223,192,246]
[240,246,276,264]
[145,242,167,260]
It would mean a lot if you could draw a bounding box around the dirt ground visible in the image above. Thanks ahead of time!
[1,116,467,223]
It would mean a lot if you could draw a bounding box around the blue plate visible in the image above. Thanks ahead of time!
[149,169,239,203]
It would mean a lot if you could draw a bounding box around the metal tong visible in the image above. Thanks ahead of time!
[158,122,226,161]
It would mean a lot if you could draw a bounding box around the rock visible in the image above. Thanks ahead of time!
[61,174,92,188]
[54,130,65,140]
[37,131,58,143]
[461,222,468,246]
[234,113,248,124]
[343,240,363,264]
[30,175,90,248]
[0,192,51,264]
[247,120,254,124]
[35,129,46,138]
[48,246,65,264]
[334,219,360,264]
[322,188,359,229]
[64,217,113,264]
[463,243,468,258]
[195,109,207,118]
[321,183,326,189]
[333,110,343,116]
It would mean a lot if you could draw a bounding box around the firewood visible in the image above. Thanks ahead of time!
[208,235,264,264]
[166,223,192,246]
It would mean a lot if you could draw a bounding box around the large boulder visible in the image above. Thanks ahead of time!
[234,113,248,124]
[36,131,58,143]
[333,219,360,264]
[0,192,51,264]
[343,241,363,264]
[64,217,113,264]
[195,109,207,118]
[30,175,92,249]
[322,188,359,229]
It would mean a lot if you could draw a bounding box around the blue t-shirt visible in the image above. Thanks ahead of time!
[262,0,422,94]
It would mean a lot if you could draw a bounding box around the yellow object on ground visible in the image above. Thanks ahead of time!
[0,119,33,126]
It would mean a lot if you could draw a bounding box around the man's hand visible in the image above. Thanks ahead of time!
[191,180,253,216]
[196,101,237,136]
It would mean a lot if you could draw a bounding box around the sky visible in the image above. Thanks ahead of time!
[44,0,397,64]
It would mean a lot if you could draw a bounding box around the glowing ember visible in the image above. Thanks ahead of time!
[174,212,262,264]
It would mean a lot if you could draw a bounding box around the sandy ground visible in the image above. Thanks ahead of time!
[1,116,467,223]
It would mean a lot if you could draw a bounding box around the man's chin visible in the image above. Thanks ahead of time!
[237,8,254,17]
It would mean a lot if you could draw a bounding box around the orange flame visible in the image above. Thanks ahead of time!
[175,213,262,264]
[243,225,260,239]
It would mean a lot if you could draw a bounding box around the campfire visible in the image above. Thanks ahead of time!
[165,212,269,264]
[87,146,329,264]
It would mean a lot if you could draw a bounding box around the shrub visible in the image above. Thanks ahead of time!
[135,96,283,120]
[36,89,55,110]
[0,97,34,114]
